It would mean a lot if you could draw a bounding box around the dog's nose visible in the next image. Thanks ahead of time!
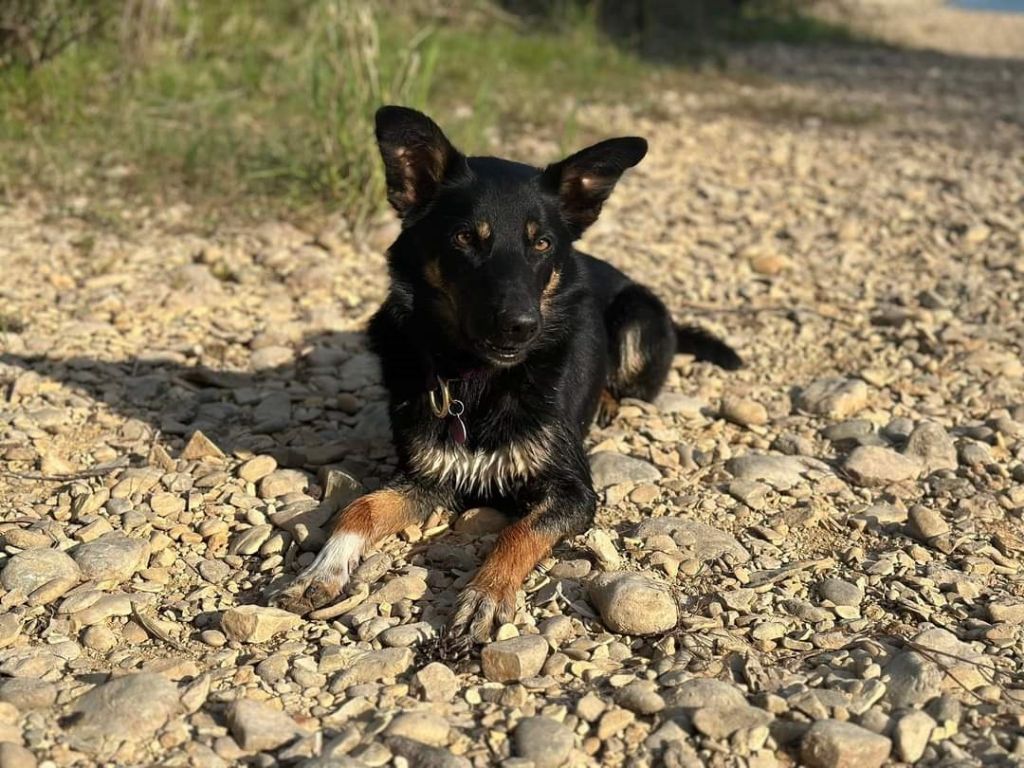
[496,309,539,344]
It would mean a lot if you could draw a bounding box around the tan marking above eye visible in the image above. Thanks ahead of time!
[476,221,491,240]
[525,221,539,239]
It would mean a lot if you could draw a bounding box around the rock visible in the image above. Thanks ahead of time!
[902,422,958,474]
[912,628,993,691]
[588,572,677,635]
[66,673,180,754]
[635,518,749,564]
[818,578,863,607]
[385,712,449,746]
[238,455,278,482]
[368,575,428,604]
[583,529,622,570]
[320,468,364,511]
[988,599,1024,625]
[514,717,575,768]
[72,532,149,584]
[597,708,634,740]
[229,524,272,555]
[259,469,309,499]
[331,648,413,689]
[590,452,661,489]
[852,503,908,528]
[379,622,435,648]
[800,720,891,768]
[1,528,51,550]
[339,352,381,389]
[843,446,920,486]
[0,614,20,649]
[646,720,692,753]
[886,650,944,708]
[0,743,36,768]
[907,505,950,541]
[893,710,935,763]
[180,430,225,460]
[958,440,990,466]
[576,692,607,722]
[1,549,80,594]
[0,679,57,710]
[692,705,773,740]
[221,606,302,643]
[82,625,118,652]
[721,397,768,426]
[251,345,295,369]
[110,468,163,498]
[615,681,665,715]
[727,479,767,509]
[669,679,747,711]
[386,736,470,768]
[725,454,826,490]
[227,698,305,752]
[797,378,868,419]
[481,635,549,682]
[453,507,507,534]
[926,695,962,736]
[821,419,874,444]
[655,393,706,418]
[413,663,458,703]
[149,492,185,516]
[772,432,815,456]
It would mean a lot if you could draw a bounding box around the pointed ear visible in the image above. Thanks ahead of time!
[375,106,468,219]
[541,137,647,236]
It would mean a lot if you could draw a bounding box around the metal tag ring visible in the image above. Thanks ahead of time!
[428,377,451,419]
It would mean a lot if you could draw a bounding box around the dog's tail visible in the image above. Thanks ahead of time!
[675,325,743,370]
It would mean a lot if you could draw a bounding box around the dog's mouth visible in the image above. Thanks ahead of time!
[479,340,529,366]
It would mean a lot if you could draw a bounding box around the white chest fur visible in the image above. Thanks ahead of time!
[408,427,553,495]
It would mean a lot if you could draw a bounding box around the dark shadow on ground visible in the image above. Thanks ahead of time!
[1,330,394,481]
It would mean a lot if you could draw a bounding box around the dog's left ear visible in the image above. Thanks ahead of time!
[541,137,647,236]
[375,105,468,219]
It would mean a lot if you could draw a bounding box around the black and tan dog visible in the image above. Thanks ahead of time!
[274,106,741,640]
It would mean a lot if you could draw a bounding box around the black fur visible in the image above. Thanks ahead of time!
[281,106,742,639]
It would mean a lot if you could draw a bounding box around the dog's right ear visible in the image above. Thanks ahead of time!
[375,106,467,219]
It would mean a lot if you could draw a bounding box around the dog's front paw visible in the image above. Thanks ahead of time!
[271,532,365,615]
[449,584,517,642]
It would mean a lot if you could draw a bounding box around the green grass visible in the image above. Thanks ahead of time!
[0,1,862,230]
[0,0,659,229]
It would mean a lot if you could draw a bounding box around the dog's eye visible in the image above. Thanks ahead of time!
[533,237,552,253]
[452,230,473,248]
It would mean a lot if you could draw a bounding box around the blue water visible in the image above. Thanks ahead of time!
[951,0,1024,12]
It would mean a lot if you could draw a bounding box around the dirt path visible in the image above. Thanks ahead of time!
[1,4,1023,767]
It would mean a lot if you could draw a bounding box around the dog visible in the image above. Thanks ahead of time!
[274,106,741,640]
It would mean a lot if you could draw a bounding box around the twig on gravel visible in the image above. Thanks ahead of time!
[901,639,1019,710]
[746,557,836,589]
[0,456,130,483]
[131,603,187,651]
[306,583,371,621]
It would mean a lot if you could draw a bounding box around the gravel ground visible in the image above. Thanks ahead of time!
[1,7,1024,768]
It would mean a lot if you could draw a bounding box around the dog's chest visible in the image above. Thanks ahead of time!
[407,425,553,495]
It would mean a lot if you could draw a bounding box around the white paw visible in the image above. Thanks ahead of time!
[272,532,365,614]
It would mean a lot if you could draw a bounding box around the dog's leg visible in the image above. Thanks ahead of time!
[450,474,597,642]
[594,388,620,428]
[274,479,444,614]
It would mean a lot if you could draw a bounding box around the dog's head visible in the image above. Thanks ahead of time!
[375,105,646,368]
